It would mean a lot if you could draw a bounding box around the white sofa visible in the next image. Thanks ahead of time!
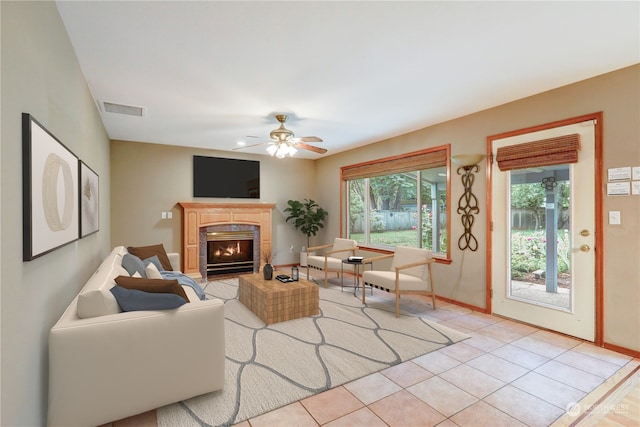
[48,246,225,427]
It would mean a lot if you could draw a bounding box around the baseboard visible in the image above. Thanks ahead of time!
[435,295,487,313]
[603,342,640,359]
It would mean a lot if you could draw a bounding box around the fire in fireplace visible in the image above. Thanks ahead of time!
[206,231,254,276]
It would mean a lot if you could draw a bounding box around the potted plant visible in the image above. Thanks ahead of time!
[284,199,328,266]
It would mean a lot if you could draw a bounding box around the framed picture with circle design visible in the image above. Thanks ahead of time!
[22,113,79,261]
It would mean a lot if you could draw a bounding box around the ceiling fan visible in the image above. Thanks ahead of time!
[234,114,327,158]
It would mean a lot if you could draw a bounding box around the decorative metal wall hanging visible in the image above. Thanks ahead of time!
[451,154,484,252]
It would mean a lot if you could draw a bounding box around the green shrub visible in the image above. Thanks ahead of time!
[510,230,570,278]
[370,212,385,233]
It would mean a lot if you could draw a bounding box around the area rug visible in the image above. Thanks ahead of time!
[157,278,468,427]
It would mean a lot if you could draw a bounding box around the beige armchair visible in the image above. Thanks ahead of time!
[362,246,436,317]
[306,238,358,287]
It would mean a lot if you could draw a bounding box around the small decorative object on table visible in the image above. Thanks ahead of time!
[291,266,299,281]
[347,256,363,263]
[262,249,274,280]
[263,264,273,280]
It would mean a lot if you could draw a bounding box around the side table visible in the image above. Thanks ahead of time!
[341,259,373,296]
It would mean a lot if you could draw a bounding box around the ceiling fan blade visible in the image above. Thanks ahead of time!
[294,142,327,154]
[293,136,323,143]
[232,141,269,150]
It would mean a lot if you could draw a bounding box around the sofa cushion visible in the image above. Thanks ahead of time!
[109,285,187,311]
[145,262,164,279]
[83,248,129,293]
[114,276,189,302]
[122,253,147,277]
[143,255,164,271]
[77,247,130,318]
[128,244,173,271]
[77,288,122,318]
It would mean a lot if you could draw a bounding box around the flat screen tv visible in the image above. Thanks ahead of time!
[193,155,260,199]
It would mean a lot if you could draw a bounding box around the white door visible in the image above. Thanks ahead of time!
[491,120,596,341]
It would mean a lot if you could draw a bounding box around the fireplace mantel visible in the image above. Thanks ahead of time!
[178,202,276,279]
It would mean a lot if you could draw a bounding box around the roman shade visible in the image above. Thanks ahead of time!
[496,133,581,171]
[341,148,447,181]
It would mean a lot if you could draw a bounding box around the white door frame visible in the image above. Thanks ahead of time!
[485,113,604,345]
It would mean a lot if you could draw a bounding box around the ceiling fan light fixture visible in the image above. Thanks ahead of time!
[266,144,278,156]
[267,142,297,158]
[236,114,325,157]
[270,128,294,142]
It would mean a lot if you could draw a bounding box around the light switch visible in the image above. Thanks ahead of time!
[161,211,167,219]
[167,212,173,219]
[609,211,621,225]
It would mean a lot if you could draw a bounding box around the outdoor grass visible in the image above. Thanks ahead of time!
[349,230,419,247]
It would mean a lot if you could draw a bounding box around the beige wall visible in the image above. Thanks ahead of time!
[315,65,640,352]
[110,141,319,267]
[1,2,111,425]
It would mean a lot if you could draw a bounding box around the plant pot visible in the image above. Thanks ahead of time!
[263,263,273,280]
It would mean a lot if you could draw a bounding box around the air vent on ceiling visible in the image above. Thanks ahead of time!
[99,100,145,117]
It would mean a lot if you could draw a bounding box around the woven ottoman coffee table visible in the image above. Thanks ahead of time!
[238,272,319,324]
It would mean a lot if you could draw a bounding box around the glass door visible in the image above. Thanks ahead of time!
[491,121,596,341]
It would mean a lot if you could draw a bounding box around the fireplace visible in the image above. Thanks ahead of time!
[198,224,261,278]
[206,230,254,276]
[179,203,275,280]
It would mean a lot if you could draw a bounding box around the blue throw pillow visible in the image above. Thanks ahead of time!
[143,255,164,271]
[109,285,187,311]
[122,253,147,278]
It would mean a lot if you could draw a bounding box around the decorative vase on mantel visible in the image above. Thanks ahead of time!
[263,263,273,280]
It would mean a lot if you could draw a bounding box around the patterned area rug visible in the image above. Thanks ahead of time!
[157,277,468,427]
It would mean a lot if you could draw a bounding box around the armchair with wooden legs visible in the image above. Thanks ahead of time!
[306,238,358,287]
[362,246,436,317]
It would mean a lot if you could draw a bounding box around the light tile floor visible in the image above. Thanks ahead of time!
[105,272,640,427]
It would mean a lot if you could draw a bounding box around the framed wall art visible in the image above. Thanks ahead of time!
[22,113,79,261]
[79,161,99,237]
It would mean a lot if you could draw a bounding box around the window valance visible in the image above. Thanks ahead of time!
[341,148,447,181]
[496,133,580,171]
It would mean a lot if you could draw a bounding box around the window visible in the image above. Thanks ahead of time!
[342,146,450,257]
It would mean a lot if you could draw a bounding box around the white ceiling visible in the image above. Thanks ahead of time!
[55,1,639,159]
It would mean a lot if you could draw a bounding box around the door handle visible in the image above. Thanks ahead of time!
[580,244,590,252]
